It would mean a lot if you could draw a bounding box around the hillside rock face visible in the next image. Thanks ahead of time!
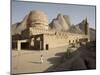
[49,14,86,34]
[69,25,83,34]
[49,14,71,31]
[11,15,28,35]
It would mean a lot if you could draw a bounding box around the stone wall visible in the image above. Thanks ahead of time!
[43,31,89,50]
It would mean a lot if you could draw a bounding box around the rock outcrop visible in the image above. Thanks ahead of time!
[69,25,83,34]
[49,14,71,31]
[49,14,86,34]
[11,15,28,35]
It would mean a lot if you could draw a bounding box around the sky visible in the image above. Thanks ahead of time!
[11,0,96,29]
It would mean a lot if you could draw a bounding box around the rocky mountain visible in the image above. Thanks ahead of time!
[49,14,86,34]
[11,15,28,35]
[49,14,71,31]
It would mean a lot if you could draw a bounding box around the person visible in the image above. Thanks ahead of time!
[40,55,43,63]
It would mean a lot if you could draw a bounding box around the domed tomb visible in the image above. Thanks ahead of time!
[27,10,48,30]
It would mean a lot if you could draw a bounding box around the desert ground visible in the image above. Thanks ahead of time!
[12,41,96,74]
[12,46,68,74]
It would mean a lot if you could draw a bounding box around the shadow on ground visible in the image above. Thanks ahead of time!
[44,41,96,72]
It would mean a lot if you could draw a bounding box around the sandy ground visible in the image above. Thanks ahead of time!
[11,46,68,74]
